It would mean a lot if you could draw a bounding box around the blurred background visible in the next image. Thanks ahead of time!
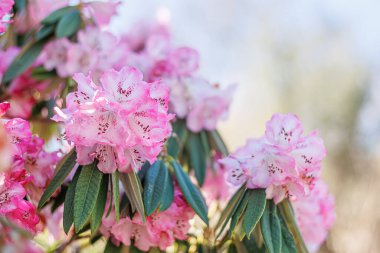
[110,1,380,252]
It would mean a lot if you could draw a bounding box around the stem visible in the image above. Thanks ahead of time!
[278,199,309,253]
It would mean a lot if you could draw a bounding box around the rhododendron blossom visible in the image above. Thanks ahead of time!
[293,180,335,252]
[0,104,59,235]
[108,187,194,251]
[0,0,14,33]
[219,113,327,203]
[54,67,173,173]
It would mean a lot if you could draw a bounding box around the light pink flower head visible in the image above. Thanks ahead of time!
[85,1,121,27]
[0,0,14,33]
[54,67,173,173]
[219,113,327,203]
[292,180,335,252]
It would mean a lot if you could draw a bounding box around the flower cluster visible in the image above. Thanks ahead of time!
[0,0,14,33]
[119,22,235,132]
[0,102,59,234]
[102,187,194,251]
[219,113,327,203]
[293,180,335,252]
[53,67,173,173]
[43,26,124,80]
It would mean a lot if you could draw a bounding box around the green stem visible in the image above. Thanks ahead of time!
[278,199,309,253]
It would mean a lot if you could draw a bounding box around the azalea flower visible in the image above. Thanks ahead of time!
[0,0,14,33]
[54,67,173,173]
[219,113,327,203]
[292,180,335,252]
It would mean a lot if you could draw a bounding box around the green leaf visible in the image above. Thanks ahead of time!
[31,66,56,80]
[91,174,109,234]
[279,213,297,253]
[167,119,188,158]
[41,6,76,25]
[63,167,81,234]
[55,9,81,38]
[260,201,282,253]
[170,159,208,225]
[242,189,266,237]
[143,161,174,215]
[215,184,246,238]
[229,191,249,236]
[120,172,145,222]
[208,130,229,156]
[51,185,67,212]
[38,149,77,209]
[112,171,120,222]
[159,170,174,212]
[2,41,45,84]
[104,239,122,253]
[74,163,103,233]
[186,132,207,186]
[36,25,55,41]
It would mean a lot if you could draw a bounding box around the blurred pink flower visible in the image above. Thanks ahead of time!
[0,0,14,33]
[293,180,335,252]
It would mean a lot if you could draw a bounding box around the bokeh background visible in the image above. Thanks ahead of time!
[109,1,380,252]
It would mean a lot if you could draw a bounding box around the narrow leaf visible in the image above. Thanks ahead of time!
[260,201,282,253]
[120,172,145,222]
[3,41,45,84]
[167,119,188,158]
[187,132,206,186]
[36,25,55,41]
[159,170,174,212]
[55,9,81,38]
[242,189,266,236]
[91,174,109,234]
[171,159,208,225]
[279,212,297,253]
[74,163,103,233]
[112,171,120,222]
[63,167,81,234]
[215,184,246,237]
[229,191,249,236]
[208,130,229,156]
[41,6,76,25]
[38,149,77,209]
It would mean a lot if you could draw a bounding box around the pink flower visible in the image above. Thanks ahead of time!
[43,38,72,77]
[0,0,14,33]
[108,186,194,251]
[292,180,335,252]
[220,113,327,203]
[6,200,40,234]
[0,176,26,214]
[54,67,173,173]
[265,113,303,150]
[85,1,121,27]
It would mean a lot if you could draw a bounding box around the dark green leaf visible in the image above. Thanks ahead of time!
[229,191,249,236]
[167,119,188,157]
[242,237,266,253]
[159,170,174,212]
[91,174,109,234]
[3,41,45,84]
[215,184,246,238]
[31,66,57,80]
[14,0,27,13]
[38,149,77,209]
[63,167,81,234]
[74,163,103,233]
[51,185,67,212]
[112,171,120,222]
[36,25,55,41]
[279,213,297,253]
[187,132,207,186]
[170,159,208,225]
[41,6,76,25]
[208,130,229,156]
[55,10,81,38]
[143,161,173,215]
[242,189,266,237]
[260,201,282,253]
[120,172,145,222]
[104,239,122,253]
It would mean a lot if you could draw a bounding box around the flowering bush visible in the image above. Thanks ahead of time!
[0,1,335,252]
